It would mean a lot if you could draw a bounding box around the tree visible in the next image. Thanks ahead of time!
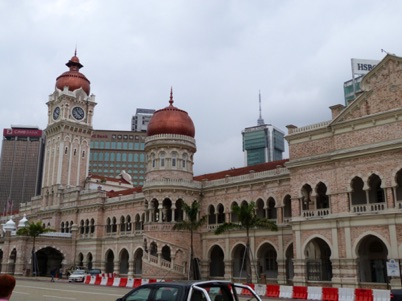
[214,201,278,283]
[172,200,206,280]
[16,221,55,276]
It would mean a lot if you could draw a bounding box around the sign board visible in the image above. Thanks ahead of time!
[3,128,42,138]
[351,58,380,75]
[387,259,400,277]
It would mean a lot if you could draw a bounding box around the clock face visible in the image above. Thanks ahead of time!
[72,106,85,120]
[53,107,60,120]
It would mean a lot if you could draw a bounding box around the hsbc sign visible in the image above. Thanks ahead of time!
[352,58,380,75]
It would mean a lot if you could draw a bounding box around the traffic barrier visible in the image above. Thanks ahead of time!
[119,278,128,287]
[134,278,142,287]
[372,289,390,301]
[355,289,373,301]
[293,286,308,299]
[308,286,322,300]
[254,284,266,296]
[84,275,91,284]
[322,287,338,301]
[339,288,355,301]
[266,284,280,298]
[279,285,293,298]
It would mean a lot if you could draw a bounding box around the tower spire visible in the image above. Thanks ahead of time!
[257,90,265,125]
[169,87,174,106]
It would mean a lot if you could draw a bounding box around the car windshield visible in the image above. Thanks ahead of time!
[72,270,86,275]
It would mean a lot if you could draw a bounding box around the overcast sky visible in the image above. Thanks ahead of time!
[1,0,401,176]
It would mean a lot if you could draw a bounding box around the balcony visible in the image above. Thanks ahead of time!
[351,202,386,214]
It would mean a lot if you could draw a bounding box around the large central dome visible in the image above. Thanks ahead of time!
[55,52,91,95]
[147,90,195,138]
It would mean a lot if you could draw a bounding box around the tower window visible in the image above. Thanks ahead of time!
[65,147,68,155]
[82,151,85,158]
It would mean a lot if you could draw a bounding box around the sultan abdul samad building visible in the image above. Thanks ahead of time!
[1,52,402,289]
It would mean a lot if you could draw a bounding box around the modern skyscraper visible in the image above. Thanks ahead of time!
[89,129,147,186]
[0,126,44,215]
[242,92,285,166]
[131,108,155,132]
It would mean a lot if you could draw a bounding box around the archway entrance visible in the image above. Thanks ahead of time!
[36,247,64,276]
[305,238,332,281]
[209,245,224,277]
[357,235,388,283]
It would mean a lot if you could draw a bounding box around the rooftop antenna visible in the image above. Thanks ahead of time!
[257,90,265,126]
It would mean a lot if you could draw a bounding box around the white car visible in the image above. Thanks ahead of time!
[68,269,87,282]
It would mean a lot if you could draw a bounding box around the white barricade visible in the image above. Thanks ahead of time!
[100,277,108,286]
[89,276,96,285]
[126,278,135,288]
[339,287,355,301]
[308,286,322,300]
[254,284,267,296]
[112,277,121,286]
[372,289,390,301]
[279,285,293,299]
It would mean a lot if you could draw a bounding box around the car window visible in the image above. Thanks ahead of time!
[126,287,152,301]
[155,287,178,301]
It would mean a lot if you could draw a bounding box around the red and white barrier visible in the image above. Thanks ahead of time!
[83,276,390,301]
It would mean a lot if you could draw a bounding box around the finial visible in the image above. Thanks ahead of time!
[74,45,77,56]
[169,87,174,106]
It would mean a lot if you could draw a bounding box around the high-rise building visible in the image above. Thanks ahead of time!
[89,130,147,185]
[343,76,363,105]
[131,108,155,132]
[0,126,44,215]
[242,93,285,166]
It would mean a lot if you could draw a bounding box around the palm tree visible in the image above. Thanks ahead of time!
[214,201,278,283]
[16,221,55,276]
[172,200,206,280]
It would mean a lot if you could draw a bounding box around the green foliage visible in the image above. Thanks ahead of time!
[214,201,278,236]
[172,201,206,232]
[16,221,55,239]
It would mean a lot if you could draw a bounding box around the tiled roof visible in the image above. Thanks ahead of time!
[106,187,142,198]
[193,159,289,181]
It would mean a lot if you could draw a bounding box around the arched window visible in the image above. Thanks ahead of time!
[217,203,225,224]
[316,182,329,209]
[85,219,89,234]
[208,205,216,225]
[90,219,95,233]
[106,217,112,233]
[171,152,177,168]
[301,184,312,210]
[112,217,117,232]
[80,220,84,234]
[368,174,385,203]
[120,216,126,232]
[160,152,165,168]
[267,197,277,219]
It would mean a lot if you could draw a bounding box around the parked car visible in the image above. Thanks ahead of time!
[65,265,87,277]
[68,269,87,282]
[88,269,102,276]
[116,280,262,301]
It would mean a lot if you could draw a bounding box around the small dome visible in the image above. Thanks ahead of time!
[3,216,16,231]
[18,214,28,228]
[55,52,91,95]
[147,90,195,138]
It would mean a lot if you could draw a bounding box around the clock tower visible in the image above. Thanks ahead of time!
[42,52,97,194]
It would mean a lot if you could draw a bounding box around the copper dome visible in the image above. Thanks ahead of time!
[55,52,91,95]
[147,90,195,138]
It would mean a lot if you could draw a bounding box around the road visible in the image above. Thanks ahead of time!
[12,278,132,301]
